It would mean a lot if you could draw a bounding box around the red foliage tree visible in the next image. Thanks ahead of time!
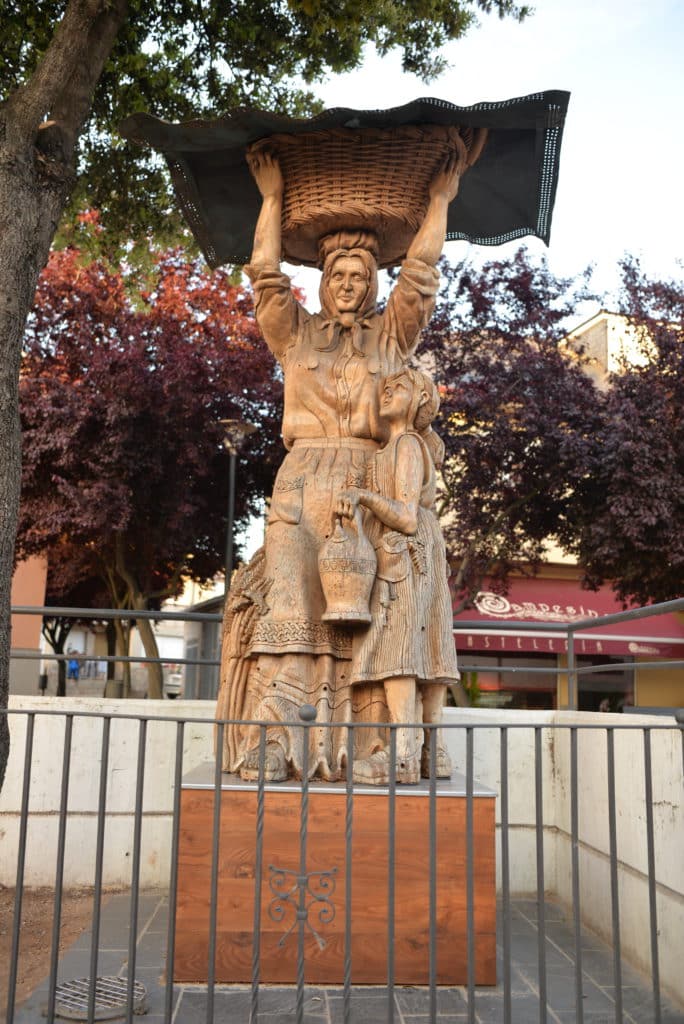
[17,246,282,696]
[573,259,684,606]
[420,249,602,608]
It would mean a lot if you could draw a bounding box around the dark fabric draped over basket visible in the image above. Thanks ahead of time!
[120,92,570,269]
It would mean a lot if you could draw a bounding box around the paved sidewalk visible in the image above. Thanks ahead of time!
[13,892,683,1023]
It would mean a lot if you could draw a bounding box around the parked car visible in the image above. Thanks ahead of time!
[163,668,184,699]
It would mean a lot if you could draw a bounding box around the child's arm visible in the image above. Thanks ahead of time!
[337,435,423,535]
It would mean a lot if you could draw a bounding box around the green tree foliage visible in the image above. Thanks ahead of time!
[2,0,530,255]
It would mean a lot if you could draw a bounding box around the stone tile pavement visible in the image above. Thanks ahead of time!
[11,892,683,1023]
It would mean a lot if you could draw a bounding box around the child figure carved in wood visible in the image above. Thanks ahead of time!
[336,368,460,784]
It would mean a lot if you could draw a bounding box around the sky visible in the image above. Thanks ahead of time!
[286,0,684,310]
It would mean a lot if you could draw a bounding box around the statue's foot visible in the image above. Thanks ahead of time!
[352,749,420,785]
[420,743,452,779]
[396,752,420,785]
[240,742,288,782]
[352,749,390,785]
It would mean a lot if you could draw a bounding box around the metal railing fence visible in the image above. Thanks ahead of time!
[10,597,684,703]
[1,704,682,1024]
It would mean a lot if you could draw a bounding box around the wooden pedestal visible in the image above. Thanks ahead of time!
[174,768,496,985]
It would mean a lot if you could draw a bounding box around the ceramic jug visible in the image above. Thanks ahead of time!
[319,507,377,624]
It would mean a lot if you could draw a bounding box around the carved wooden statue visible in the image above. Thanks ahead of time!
[120,96,570,784]
[218,142,469,784]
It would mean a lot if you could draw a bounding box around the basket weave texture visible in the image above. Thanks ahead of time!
[248,124,482,267]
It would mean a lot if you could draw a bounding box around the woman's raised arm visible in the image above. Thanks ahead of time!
[247,149,283,270]
[406,142,467,267]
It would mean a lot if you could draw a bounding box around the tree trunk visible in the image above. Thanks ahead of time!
[0,159,65,782]
[0,291,20,782]
[102,620,119,697]
[133,604,164,700]
[104,618,131,697]
[57,659,67,697]
[114,619,132,698]
[106,621,116,679]
[112,543,165,700]
[42,617,73,697]
[0,0,129,790]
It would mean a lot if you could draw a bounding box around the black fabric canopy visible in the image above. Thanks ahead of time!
[120,91,570,269]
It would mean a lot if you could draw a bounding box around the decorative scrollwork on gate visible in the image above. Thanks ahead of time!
[268,865,338,950]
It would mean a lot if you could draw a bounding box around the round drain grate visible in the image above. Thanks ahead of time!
[53,977,147,1020]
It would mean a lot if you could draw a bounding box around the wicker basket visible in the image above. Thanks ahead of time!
[247,124,486,268]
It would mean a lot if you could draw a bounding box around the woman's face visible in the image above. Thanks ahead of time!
[379,374,414,424]
[328,255,369,314]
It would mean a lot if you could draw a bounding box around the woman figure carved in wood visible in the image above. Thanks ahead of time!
[220,147,466,783]
[336,369,459,785]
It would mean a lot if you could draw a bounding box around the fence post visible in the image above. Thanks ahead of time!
[567,630,578,710]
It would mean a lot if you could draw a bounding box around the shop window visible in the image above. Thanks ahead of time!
[577,656,634,713]
[453,653,558,709]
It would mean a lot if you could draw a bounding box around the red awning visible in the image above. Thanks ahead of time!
[453,577,684,658]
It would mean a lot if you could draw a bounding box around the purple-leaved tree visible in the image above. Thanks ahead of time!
[421,249,601,609]
[573,258,684,606]
[17,243,282,697]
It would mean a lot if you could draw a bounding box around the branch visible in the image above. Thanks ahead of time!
[41,615,73,651]
[5,0,128,154]
[112,533,140,608]
[97,549,129,610]
[451,547,472,595]
[146,562,185,604]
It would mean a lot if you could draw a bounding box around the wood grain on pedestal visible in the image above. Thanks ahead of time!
[174,786,496,985]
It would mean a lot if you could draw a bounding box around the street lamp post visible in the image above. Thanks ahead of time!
[220,419,257,594]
